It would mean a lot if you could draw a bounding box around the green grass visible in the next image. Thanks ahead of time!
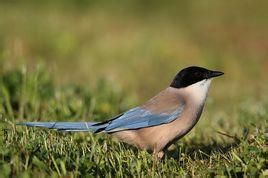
[0,1,268,177]
[0,67,267,177]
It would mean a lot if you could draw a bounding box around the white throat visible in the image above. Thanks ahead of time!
[184,79,212,104]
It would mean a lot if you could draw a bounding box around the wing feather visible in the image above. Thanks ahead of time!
[105,104,185,132]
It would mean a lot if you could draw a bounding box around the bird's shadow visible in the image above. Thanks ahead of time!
[165,138,241,161]
[118,136,241,162]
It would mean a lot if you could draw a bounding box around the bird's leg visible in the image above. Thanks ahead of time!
[153,150,165,160]
[152,150,163,170]
[157,151,165,159]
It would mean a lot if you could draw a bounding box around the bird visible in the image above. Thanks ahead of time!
[18,66,224,159]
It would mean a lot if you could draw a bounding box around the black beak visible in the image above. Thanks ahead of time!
[208,70,224,78]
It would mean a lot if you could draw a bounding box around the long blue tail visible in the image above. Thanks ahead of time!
[18,122,108,133]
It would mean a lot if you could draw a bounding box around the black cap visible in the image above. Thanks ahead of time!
[170,66,224,88]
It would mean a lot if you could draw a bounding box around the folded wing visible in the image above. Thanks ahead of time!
[19,88,185,133]
[102,105,184,132]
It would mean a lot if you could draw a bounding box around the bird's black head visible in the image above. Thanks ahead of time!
[170,66,224,89]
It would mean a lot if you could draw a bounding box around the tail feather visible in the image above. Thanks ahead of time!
[17,122,108,133]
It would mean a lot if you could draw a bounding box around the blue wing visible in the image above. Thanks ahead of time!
[19,88,185,133]
[102,104,185,133]
[18,104,184,133]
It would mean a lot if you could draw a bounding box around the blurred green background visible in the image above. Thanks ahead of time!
[0,0,268,106]
[0,1,267,176]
